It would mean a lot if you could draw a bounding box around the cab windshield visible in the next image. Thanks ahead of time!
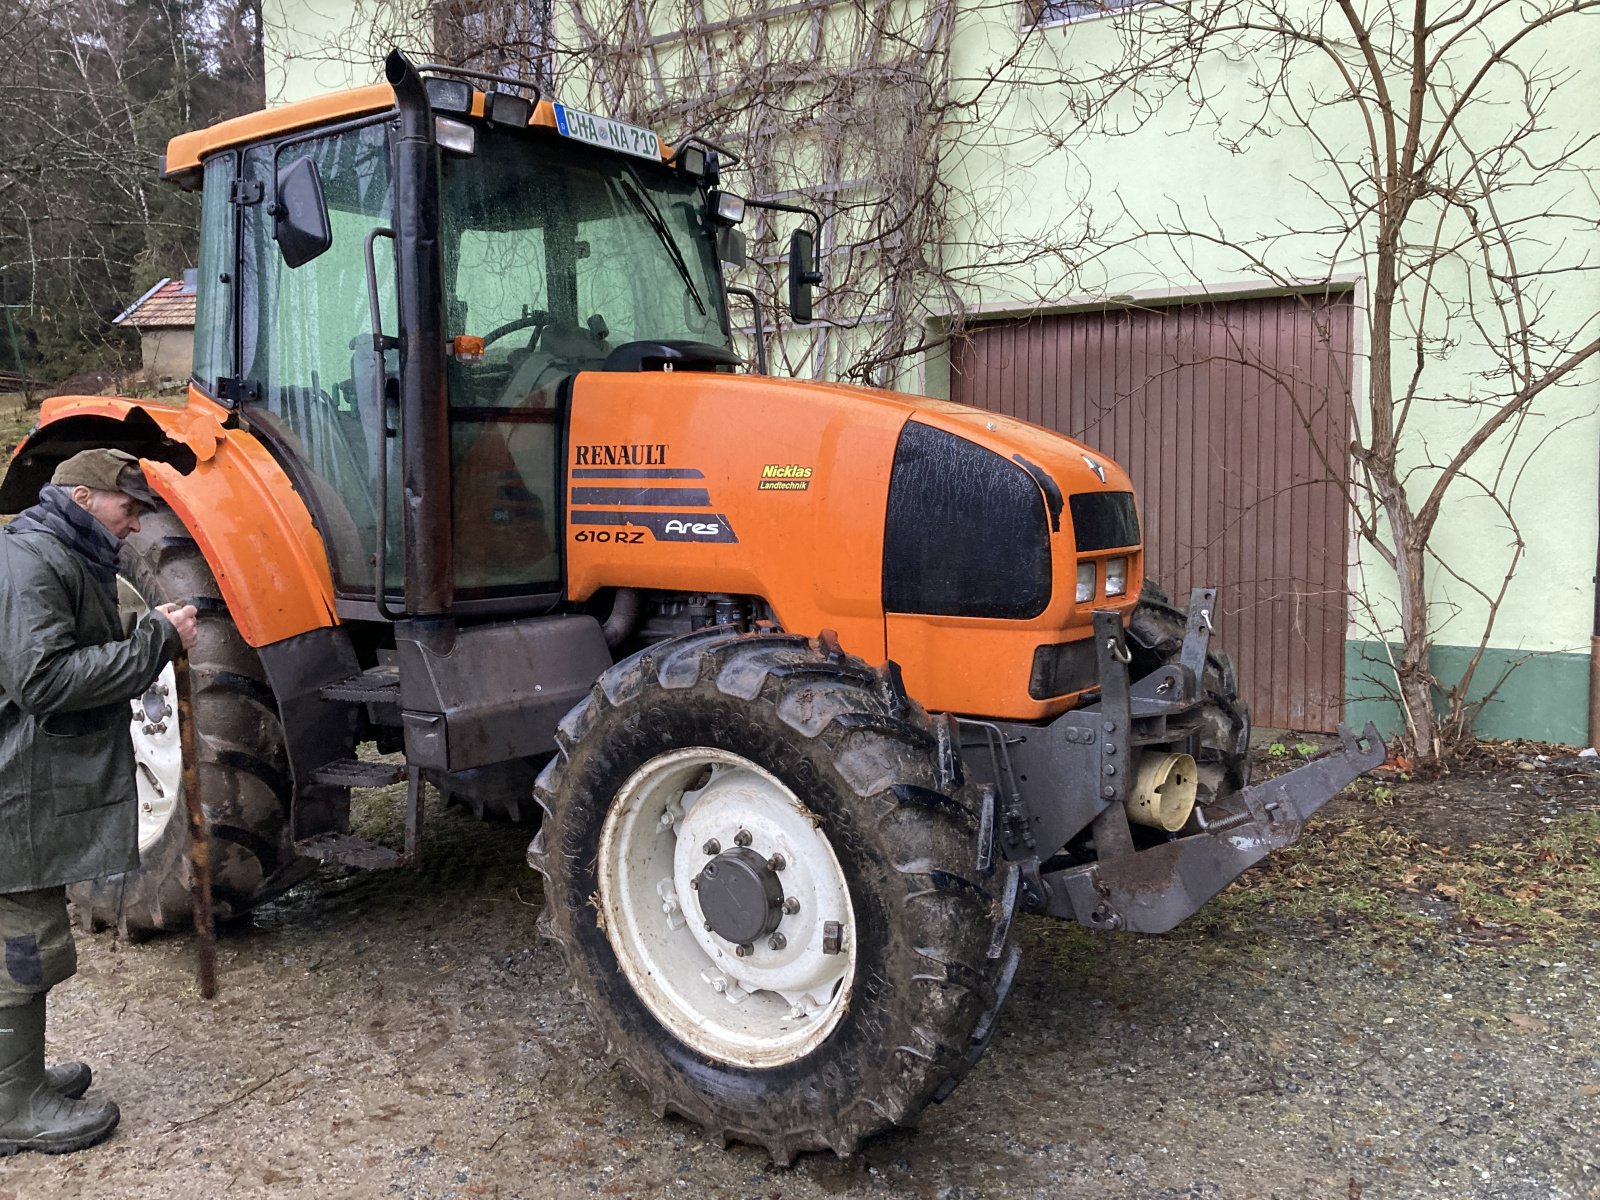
[441,131,730,402]
[439,129,730,597]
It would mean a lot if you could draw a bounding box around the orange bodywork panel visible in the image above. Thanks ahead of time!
[565,374,1142,722]
[13,388,338,647]
[566,373,907,665]
[887,400,1142,720]
[166,84,397,175]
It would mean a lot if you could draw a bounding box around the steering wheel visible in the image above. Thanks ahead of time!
[482,311,550,351]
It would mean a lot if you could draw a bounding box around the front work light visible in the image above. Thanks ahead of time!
[424,77,473,114]
[485,91,534,127]
[435,117,477,157]
[710,191,746,224]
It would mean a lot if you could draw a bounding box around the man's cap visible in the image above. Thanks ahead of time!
[51,448,160,508]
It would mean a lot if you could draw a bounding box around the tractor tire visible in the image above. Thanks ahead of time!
[69,511,313,938]
[1126,583,1251,798]
[527,627,1018,1162]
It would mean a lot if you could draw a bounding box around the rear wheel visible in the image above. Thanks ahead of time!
[69,511,313,937]
[528,628,1018,1161]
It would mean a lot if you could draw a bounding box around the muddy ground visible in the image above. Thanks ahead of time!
[3,744,1596,1200]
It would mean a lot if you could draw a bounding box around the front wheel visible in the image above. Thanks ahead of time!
[528,628,1018,1161]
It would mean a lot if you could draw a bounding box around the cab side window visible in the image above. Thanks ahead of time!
[238,124,399,595]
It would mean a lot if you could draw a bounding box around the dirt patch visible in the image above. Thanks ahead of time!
[3,752,1597,1200]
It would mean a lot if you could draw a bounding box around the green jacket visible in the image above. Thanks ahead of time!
[0,529,181,892]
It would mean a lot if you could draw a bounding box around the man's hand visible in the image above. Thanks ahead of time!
[155,603,200,650]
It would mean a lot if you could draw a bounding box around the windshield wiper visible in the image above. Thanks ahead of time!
[617,172,708,317]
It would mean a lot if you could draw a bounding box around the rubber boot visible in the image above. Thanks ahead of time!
[0,997,118,1156]
[45,1063,91,1100]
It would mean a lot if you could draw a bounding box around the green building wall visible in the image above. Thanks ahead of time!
[259,0,1600,744]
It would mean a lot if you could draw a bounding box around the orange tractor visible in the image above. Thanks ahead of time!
[1,52,1383,1159]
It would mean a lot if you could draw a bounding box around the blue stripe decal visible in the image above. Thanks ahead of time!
[571,468,705,479]
[572,486,711,507]
[573,510,738,543]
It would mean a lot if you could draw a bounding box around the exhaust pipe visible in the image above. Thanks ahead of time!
[1126,751,1199,832]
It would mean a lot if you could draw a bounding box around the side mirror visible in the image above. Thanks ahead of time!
[788,228,823,324]
[274,156,332,269]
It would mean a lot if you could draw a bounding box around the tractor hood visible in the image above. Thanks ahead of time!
[564,370,1142,721]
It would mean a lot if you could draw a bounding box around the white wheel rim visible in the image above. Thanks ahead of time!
[597,747,857,1068]
[117,577,183,855]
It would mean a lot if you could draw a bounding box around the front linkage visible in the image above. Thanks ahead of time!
[961,589,1386,934]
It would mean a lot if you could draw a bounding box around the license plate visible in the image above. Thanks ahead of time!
[552,103,662,161]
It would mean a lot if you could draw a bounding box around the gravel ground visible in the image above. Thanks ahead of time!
[3,764,1597,1200]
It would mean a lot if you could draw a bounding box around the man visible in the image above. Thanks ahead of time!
[0,448,198,1156]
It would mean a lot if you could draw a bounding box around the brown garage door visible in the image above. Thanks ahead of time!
[951,293,1353,732]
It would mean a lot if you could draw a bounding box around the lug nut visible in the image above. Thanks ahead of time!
[735,942,753,958]
[689,877,700,889]
[703,920,713,932]
[767,853,786,872]
[734,829,752,847]
[702,839,721,855]
[768,933,787,951]
[782,897,800,915]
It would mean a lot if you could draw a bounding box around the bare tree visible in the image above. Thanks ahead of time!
[0,0,264,392]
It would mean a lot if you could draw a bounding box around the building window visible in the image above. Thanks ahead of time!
[1028,0,1145,28]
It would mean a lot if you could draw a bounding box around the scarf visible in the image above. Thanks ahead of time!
[5,483,123,598]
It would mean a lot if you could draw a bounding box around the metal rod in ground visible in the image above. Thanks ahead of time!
[173,652,217,998]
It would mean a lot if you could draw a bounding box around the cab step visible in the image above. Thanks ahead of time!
[295,832,412,870]
[318,666,400,705]
[308,758,405,789]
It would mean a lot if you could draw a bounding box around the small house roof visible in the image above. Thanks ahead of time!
[114,273,197,330]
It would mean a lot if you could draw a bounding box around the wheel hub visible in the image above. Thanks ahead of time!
[697,847,784,945]
[138,684,171,726]
[117,576,182,855]
[597,746,857,1068]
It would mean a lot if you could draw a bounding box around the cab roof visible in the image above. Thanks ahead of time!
[164,84,395,180]
[162,83,654,183]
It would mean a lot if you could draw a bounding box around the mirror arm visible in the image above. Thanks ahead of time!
[743,196,822,246]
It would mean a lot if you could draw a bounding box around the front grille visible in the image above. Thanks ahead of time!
[1069,491,1140,551]
[883,421,1051,620]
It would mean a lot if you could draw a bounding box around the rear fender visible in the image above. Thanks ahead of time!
[3,391,338,647]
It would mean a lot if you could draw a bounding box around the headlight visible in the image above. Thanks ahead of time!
[1076,562,1096,603]
[1105,556,1128,597]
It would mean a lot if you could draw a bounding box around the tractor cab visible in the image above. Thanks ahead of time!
[168,52,788,617]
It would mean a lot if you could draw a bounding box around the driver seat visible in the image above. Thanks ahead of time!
[497,322,609,407]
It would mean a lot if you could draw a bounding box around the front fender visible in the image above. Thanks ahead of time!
[3,389,338,647]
